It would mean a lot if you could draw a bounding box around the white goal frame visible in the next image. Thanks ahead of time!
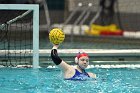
[0,4,39,68]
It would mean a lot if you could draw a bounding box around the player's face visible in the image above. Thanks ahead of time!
[78,56,89,69]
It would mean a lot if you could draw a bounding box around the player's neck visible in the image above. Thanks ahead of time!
[76,65,85,73]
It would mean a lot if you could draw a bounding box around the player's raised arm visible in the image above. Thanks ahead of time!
[49,28,71,71]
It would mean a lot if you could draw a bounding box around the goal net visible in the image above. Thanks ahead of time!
[0,4,39,68]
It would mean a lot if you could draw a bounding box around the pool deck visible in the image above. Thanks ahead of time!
[0,49,140,67]
[40,49,140,62]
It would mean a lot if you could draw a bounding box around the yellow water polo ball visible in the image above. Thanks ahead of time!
[49,28,65,44]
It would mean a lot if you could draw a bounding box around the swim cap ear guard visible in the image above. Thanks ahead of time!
[75,57,78,64]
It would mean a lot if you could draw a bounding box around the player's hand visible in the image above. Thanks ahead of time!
[52,44,59,49]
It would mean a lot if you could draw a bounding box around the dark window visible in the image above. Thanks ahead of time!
[47,0,64,10]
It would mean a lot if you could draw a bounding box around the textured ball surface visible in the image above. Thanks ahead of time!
[49,28,65,44]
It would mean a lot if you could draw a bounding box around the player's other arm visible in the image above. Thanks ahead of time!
[88,72,96,78]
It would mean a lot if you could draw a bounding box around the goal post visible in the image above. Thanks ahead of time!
[0,4,39,68]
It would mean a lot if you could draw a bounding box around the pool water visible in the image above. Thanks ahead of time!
[0,67,140,93]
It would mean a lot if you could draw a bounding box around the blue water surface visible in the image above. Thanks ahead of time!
[0,67,140,93]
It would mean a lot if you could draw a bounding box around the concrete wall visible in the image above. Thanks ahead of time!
[68,0,140,13]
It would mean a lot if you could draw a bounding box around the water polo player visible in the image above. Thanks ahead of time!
[51,44,96,80]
